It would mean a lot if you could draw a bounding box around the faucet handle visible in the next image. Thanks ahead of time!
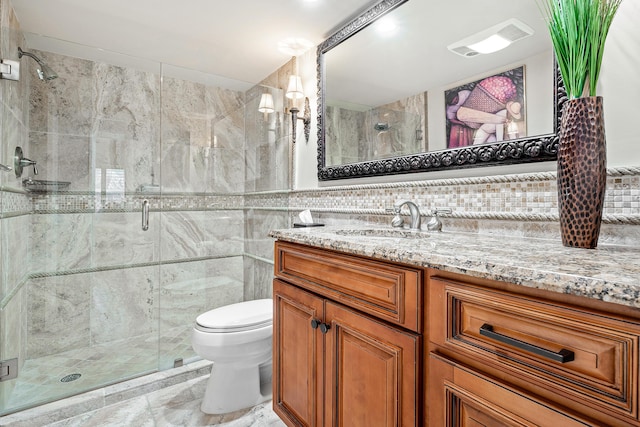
[386,206,404,228]
[20,158,37,175]
[391,214,404,228]
[427,208,452,232]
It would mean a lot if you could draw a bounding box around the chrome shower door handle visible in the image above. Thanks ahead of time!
[142,199,150,231]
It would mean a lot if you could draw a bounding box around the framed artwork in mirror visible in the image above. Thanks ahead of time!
[445,66,526,149]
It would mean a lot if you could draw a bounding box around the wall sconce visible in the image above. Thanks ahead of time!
[286,75,310,144]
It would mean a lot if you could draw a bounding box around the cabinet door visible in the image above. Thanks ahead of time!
[273,279,324,427]
[428,354,594,426]
[324,301,420,427]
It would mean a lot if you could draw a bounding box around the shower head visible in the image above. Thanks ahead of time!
[18,47,58,81]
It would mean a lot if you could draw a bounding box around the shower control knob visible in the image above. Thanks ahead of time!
[311,319,321,329]
[319,323,330,334]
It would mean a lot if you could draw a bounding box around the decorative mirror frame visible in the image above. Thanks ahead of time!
[317,0,566,181]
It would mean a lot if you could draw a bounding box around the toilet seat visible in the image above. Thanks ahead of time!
[195,299,272,333]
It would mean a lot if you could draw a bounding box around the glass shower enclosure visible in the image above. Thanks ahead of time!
[0,35,284,415]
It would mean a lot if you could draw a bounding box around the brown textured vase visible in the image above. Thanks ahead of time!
[557,96,607,249]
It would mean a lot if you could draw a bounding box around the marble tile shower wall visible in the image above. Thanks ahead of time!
[162,75,246,194]
[244,83,289,194]
[244,193,291,300]
[0,0,31,408]
[242,60,294,300]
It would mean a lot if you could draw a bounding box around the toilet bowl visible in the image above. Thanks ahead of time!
[191,299,273,414]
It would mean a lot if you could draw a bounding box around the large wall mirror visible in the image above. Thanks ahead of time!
[317,0,565,180]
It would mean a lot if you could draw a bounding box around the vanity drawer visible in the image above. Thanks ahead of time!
[428,353,593,426]
[429,276,640,424]
[274,241,422,332]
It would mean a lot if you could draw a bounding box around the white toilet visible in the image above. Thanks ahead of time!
[191,299,273,414]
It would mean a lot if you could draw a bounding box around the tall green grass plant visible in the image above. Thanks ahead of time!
[538,0,622,99]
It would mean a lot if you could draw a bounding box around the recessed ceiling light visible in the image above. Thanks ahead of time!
[278,38,315,56]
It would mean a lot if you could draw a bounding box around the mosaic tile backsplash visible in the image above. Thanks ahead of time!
[290,172,640,221]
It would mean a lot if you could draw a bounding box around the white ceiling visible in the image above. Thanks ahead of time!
[11,0,375,88]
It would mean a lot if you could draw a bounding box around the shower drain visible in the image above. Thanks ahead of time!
[60,373,82,383]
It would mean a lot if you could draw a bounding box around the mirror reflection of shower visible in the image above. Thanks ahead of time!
[373,119,397,158]
[366,108,423,160]
[18,47,58,80]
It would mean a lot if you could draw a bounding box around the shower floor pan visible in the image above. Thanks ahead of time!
[2,325,193,415]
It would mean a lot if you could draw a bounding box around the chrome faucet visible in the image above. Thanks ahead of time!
[392,200,422,231]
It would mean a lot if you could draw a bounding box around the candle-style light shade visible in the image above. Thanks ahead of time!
[286,75,304,99]
[258,93,275,113]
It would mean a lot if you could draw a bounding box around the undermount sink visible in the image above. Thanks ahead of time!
[333,228,430,239]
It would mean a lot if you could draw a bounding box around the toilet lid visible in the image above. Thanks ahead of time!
[196,299,272,333]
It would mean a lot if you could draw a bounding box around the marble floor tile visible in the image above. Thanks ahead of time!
[43,376,284,427]
[2,363,285,427]
[45,396,155,427]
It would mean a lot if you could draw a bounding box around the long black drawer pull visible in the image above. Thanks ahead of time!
[479,324,575,363]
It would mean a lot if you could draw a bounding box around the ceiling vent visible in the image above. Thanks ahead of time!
[447,19,534,58]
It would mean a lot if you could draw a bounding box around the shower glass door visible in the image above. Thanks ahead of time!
[0,43,164,414]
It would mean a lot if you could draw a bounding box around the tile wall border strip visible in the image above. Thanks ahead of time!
[28,254,245,279]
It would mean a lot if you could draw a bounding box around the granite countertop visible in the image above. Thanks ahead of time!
[270,226,640,310]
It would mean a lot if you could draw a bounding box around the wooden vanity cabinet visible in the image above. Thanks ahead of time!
[273,242,423,427]
[427,270,640,426]
[273,241,640,426]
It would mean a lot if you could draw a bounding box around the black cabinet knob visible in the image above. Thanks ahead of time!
[311,319,320,329]
[319,323,330,334]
